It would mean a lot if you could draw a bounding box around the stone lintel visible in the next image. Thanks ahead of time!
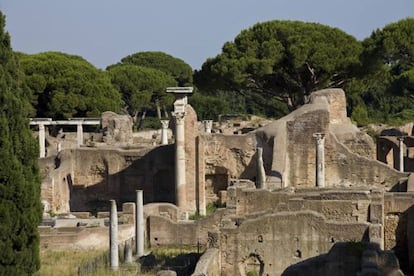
[166,87,194,95]
[30,118,100,126]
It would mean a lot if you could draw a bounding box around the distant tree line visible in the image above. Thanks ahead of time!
[195,18,414,126]
[15,17,414,127]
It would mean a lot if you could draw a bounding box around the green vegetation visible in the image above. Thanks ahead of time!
[195,20,362,118]
[7,16,414,127]
[346,18,414,126]
[38,249,140,276]
[189,200,225,220]
[140,247,201,275]
[0,11,42,274]
[108,64,176,126]
[193,18,414,126]
[38,247,201,276]
[115,51,193,86]
[19,51,122,119]
[106,51,193,128]
[346,241,366,258]
[206,201,220,215]
[247,270,260,276]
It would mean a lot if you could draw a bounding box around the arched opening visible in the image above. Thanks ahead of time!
[239,253,265,276]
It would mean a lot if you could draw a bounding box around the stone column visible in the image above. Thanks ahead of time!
[39,124,46,158]
[313,133,325,188]
[56,142,62,153]
[257,147,266,189]
[166,87,193,212]
[174,113,187,209]
[124,239,133,263]
[160,120,169,145]
[77,122,83,147]
[398,136,405,172]
[203,120,213,134]
[109,199,119,270]
[136,190,144,257]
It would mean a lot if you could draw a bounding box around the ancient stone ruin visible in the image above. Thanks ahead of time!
[35,88,414,275]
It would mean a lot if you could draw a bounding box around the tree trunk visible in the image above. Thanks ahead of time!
[137,110,147,129]
[163,105,169,119]
[156,100,162,119]
[132,111,139,131]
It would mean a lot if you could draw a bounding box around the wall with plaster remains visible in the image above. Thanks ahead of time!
[255,89,406,190]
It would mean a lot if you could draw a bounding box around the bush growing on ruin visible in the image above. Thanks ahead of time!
[19,51,122,119]
[0,11,42,274]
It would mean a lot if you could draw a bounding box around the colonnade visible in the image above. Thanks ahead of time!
[29,118,100,158]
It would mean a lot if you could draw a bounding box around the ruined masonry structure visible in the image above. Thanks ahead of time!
[37,88,414,275]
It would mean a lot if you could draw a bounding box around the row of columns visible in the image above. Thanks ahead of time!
[160,119,213,146]
[109,190,145,270]
[256,133,326,189]
[30,118,100,158]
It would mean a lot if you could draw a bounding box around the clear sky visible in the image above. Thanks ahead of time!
[1,0,413,70]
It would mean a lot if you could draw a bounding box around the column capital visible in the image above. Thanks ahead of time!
[172,112,186,121]
[203,120,213,133]
[313,133,325,144]
[160,120,170,128]
[312,132,325,139]
[397,136,406,142]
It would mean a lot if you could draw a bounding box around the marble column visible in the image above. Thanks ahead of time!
[109,199,119,270]
[160,120,169,145]
[124,239,133,263]
[203,120,213,134]
[76,122,83,147]
[313,133,325,188]
[257,147,266,189]
[166,87,193,212]
[136,190,144,257]
[39,124,46,158]
[398,136,405,172]
[174,113,187,209]
[56,142,62,153]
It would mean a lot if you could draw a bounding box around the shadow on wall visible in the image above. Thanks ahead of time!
[282,224,410,276]
[281,241,378,276]
[68,145,175,215]
[394,205,414,274]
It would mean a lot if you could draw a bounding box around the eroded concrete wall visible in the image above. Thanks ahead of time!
[147,209,227,247]
[220,211,369,276]
[42,145,175,213]
[255,88,407,190]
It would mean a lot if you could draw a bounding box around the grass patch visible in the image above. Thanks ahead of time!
[37,249,142,276]
[37,249,105,275]
[37,247,202,275]
[140,247,202,275]
[207,201,225,215]
[189,201,226,220]
[346,241,366,258]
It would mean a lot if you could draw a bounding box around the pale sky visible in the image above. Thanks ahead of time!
[1,0,413,70]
